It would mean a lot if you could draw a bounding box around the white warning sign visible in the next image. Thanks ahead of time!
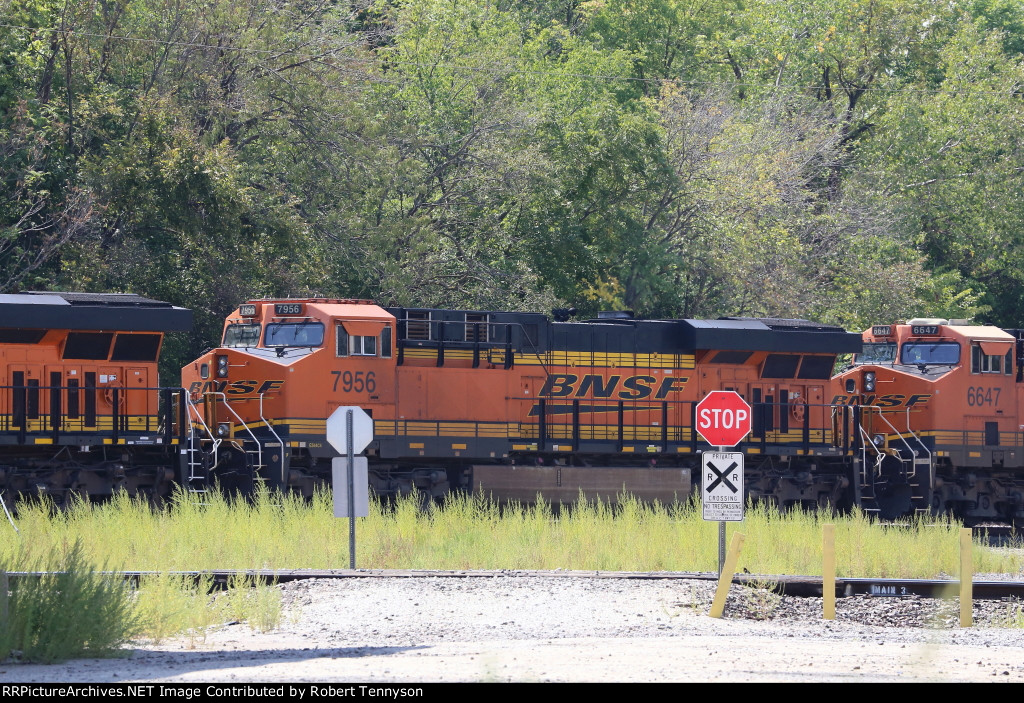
[701,451,744,522]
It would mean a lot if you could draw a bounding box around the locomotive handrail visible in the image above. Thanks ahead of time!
[902,406,933,469]
[184,392,221,468]
[857,423,887,482]
[397,317,550,375]
[857,405,925,481]
[205,392,263,472]
[259,392,284,448]
[0,382,185,439]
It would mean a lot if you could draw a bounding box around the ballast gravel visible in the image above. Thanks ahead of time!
[5,574,1024,683]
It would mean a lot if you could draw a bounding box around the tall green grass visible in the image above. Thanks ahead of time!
[4,487,1022,659]
[3,487,1021,578]
[0,542,138,663]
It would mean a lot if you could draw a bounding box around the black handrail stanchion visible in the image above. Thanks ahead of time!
[436,321,446,367]
[803,402,810,451]
[617,401,625,452]
[178,389,188,444]
[112,387,120,444]
[14,381,25,446]
[163,388,173,445]
[662,401,669,451]
[572,399,580,451]
[50,381,61,444]
[538,398,546,451]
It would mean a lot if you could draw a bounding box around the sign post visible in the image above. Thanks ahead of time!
[327,406,373,569]
[695,391,752,576]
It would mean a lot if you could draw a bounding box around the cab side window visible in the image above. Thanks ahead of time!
[971,344,1011,374]
[337,322,392,358]
[336,324,349,357]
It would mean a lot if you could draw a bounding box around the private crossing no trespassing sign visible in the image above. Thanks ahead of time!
[702,451,744,522]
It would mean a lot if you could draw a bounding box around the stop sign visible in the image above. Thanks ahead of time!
[695,390,752,447]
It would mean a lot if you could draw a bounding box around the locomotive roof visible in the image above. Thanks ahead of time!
[0,292,192,332]
[680,318,862,354]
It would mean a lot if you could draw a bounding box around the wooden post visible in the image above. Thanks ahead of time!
[823,524,836,620]
[709,532,745,618]
[960,527,972,627]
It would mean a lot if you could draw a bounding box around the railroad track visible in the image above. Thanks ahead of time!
[5,568,1024,600]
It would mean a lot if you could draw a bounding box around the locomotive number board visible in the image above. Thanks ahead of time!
[275,303,304,316]
[910,325,940,336]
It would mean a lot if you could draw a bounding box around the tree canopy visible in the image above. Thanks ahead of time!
[0,0,1018,375]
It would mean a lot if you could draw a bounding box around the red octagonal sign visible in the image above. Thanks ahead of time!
[695,390,752,447]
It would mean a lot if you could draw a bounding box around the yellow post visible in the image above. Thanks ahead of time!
[823,524,835,620]
[709,532,746,618]
[960,527,973,628]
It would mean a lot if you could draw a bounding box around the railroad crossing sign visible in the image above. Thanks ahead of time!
[702,451,744,522]
[695,390,752,447]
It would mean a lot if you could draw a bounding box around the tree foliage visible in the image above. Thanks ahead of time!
[0,0,1021,365]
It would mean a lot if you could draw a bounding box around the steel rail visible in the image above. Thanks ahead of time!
[4,568,1024,600]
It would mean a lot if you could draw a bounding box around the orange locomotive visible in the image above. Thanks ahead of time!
[183,299,862,507]
[0,292,192,504]
[833,318,1024,523]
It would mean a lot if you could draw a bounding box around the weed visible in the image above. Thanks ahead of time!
[740,577,783,620]
[991,600,1024,629]
[0,541,139,663]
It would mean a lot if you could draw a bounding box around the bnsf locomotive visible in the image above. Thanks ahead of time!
[5,291,1024,525]
[181,298,863,510]
[833,319,1024,523]
[0,292,191,506]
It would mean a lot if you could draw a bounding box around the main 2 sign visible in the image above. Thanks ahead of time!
[695,390,752,447]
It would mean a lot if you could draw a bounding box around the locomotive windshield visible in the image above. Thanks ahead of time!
[265,322,325,348]
[901,341,960,365]
[855,343,897,365]
[223,323,261,348]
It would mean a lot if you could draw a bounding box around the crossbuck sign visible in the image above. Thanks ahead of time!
[702,451,744,521]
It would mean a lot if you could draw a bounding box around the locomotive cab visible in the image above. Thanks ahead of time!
[834,318,1022,522]
[183,298,398,495]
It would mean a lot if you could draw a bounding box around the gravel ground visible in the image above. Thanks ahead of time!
[5,573,1024,683]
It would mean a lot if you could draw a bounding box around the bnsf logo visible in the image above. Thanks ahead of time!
[189,380,285,396]
[831,394,931,408]
[539,374,688,400]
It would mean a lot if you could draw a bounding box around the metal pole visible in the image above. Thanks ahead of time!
[347,409,356,570]
[718,520,726,576]
[717,445,726,576]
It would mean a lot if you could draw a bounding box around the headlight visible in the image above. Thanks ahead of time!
[217,423,231,437]
[864,371,876,392]
[217,355,229,378]
[872,434,885,447]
